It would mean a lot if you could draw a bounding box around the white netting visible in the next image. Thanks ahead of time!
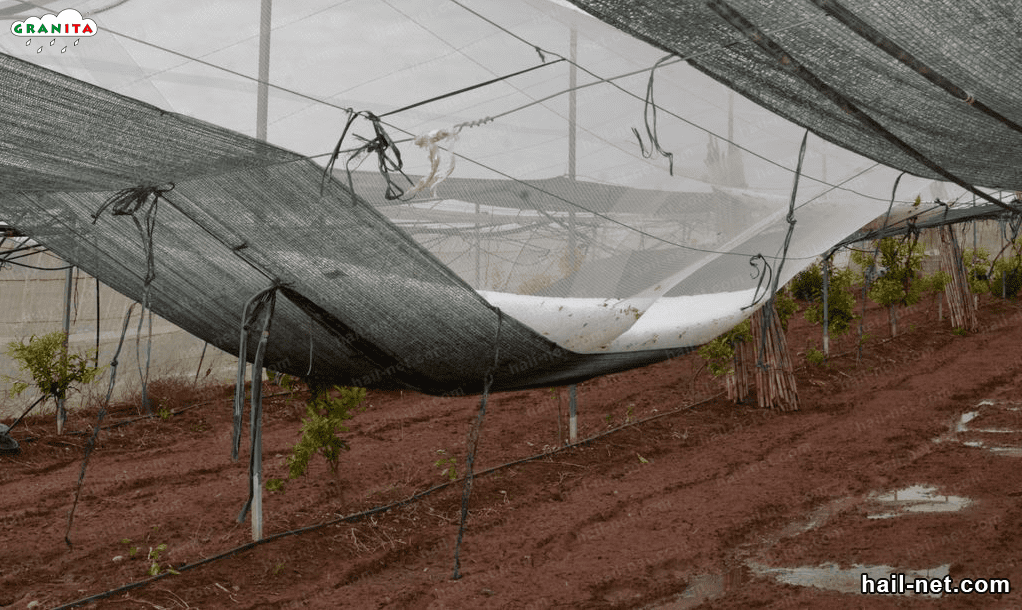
[0,0,1008,392]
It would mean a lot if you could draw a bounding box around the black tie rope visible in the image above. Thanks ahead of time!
[755,130,807,370]
[631,54,677,175]
[232,284,281,461]
[64,303,137,548]
[742,253,773,311]
[93,184,174,415]
[452,306,503,580]
[321,110,413,201]
[857,172,904,361]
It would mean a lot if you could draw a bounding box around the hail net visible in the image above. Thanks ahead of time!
[0,0,1012,393]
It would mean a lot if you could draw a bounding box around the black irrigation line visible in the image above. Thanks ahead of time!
[8,390,295,445]
[52,389,724,609]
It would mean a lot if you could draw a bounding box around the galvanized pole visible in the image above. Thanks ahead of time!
[250,0,272,542]
[569,384,578,443]
[567,28,579,444]
[256,0,272,143]
[58,265,73,434]
[822,255,830,357]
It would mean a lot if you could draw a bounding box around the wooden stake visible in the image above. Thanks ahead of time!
[750,305,799,411]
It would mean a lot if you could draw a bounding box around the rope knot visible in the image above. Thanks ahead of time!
[323,110,410,201]
[92,183,174,223]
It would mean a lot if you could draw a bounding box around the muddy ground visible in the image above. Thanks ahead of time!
[2,293,1022,609]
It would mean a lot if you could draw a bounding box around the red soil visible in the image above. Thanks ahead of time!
[3,294,1022,609]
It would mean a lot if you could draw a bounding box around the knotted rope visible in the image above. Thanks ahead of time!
[632,55,676,175]
[322,110,412,201]
[452,306,503,580]
[93,184,174,415]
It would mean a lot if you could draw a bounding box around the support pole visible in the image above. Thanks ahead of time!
[822,255,830,357]
[567,26,578,271]
[58,265,73,434]
[568,384,578,443]
[256,0,272,142]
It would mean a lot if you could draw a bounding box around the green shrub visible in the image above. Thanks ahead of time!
[286,385,365,478]
[790,263,824,302]
[434,449,458,481]
[698,319,751,378]
[963,247,991,295]
[5,331,103,404]
[774,288,799,332]
[990,256,1022,298]
[851,238,927,308]
[802,264,857,336]
[805,347,826,366]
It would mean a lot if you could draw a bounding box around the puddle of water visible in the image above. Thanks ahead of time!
[866,485,971,519]
[963,440,1022,457]
[956,410,980,432]
[647,569,746,609]
[748,561,949,596]
[939,402,1022,457]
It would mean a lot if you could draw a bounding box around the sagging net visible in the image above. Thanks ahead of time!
[0,0,1017,394]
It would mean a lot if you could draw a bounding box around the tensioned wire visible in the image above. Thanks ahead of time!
[9,2,933,267]
[444,0,902,204]
[43,0,903,209]
[377,115,879,262]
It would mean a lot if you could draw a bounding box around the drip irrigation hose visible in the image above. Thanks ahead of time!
[52,390,724,609]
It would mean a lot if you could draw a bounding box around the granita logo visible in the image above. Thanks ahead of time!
[11,8,97,37]
[11,8,96,53]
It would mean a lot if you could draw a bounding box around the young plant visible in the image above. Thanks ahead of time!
[989,242,1022,298]
[851,237,926,336]
[434,449,458,481]
[801,264,858,336]
[5,331,104,416]
[963,247,991,295]
[286,385,365,479]
[146,543,179,577]
[790,263,824,302]
[805,347,826,366]
[698,319,752,377]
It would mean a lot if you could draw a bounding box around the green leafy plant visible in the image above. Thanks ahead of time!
[952,327,967,337]
[5,331,104,404]
[790,263,825,302]
[805,347,826,366]
[434,449,458,481]
[851,237,928,336]
[801,264,858,336]
[773,289,799,332]
[286,385,365,479]
[157,407,172,421]
[698,319,752,377]
[963,247,991,295]
[988,239,1022,298]
[145,543,179,577]
[266,477,285,492]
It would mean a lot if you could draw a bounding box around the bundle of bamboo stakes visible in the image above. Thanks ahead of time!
[725,339,750,403]
[750,303,800,411]
[939,225,977,331]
